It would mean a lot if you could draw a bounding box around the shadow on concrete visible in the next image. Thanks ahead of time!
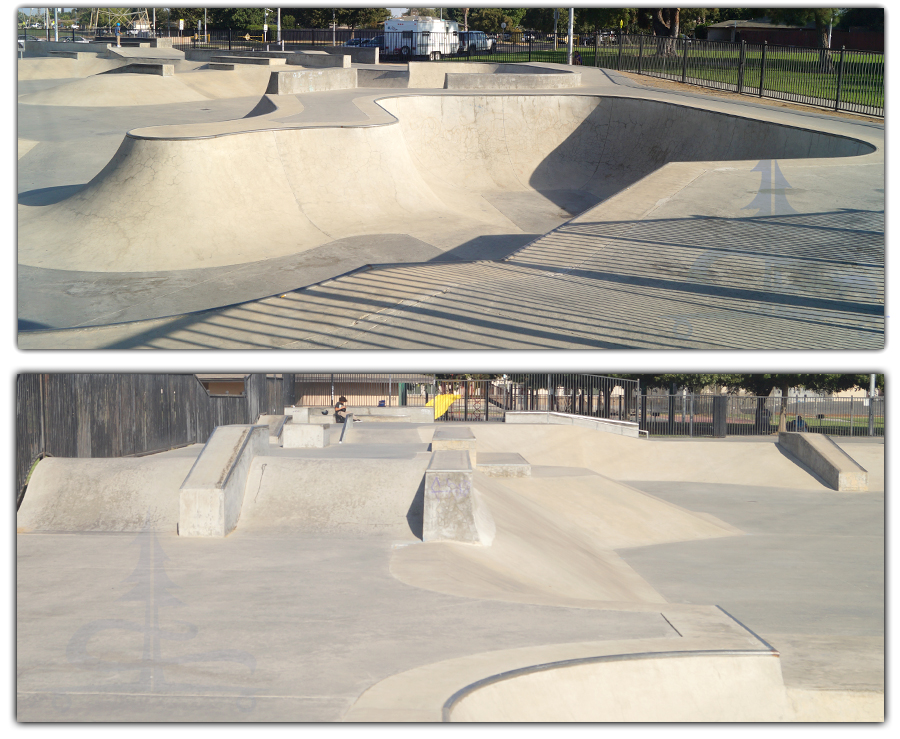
[18,184,86,206]
[406,476,425,540]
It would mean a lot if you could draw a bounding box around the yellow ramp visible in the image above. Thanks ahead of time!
[426,393,459,419]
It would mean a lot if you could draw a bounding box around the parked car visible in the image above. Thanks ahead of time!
[458,30,496,54]
[343,38,365,47]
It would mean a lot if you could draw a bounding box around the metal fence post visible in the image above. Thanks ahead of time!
[737,39,746,94]
[464,381,469,422]
[617,32,623,70]
[595,31,600,66]
[849,396,854,437]
[834,46,846,111]
[758,41,767,97]
[689,393,694,437]
[681,36,688,83]
[528,34,532,62]
[637,34,643,74]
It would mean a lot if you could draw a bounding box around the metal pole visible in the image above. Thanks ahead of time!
[567,7,574,65]
[849,396,854,437]
[868,374,876,437]
[759,41,767,97]
[835,46,846,111]
[617,30,623,70]
[277,8,281,43]
[332,9,336,46]
[204,7,206,40]
[689,393,694,438]
[681,35,688,82]
[53,7,57,42]
[153,7,155,35]
[638,34,643,75]
[737,39,745,94]
[389,374,392,406]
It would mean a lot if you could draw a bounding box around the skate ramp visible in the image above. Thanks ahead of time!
[237,455,431,537]
[18,72,211,107]
[18,94,875,273]
[16,447,202,533]
[17,55,123,80]
[447,651,791,721]
[832,442,884,491]
[470,424,835,489]
[391,471,737,606]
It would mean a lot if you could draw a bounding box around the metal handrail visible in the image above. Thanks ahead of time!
[339,414,353,444]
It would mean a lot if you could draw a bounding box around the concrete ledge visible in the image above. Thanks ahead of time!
[444,71,580,90]
[432,426,477,465]
[476,452,531,478]
[25,40,111,57]
[283,423,333,448]
[208,62,236,71]
[210,55,286,66]
[424,451,494,545]
[178,424,269,537]
[107,62,174,76]
[349,406,434,423]
[48,51,96,60]
[291,44,378,64]
[778,432,868,491]
[287,51,351,69]
[265,67,357,94]
[257,414,289,446]
[505,412,640,438]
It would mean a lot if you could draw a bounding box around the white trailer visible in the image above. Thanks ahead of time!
[383,15,459,60]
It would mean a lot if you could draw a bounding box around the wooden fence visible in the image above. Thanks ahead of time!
[15,373,296,504]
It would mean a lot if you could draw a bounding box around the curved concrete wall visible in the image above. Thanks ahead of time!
[18,94,875,272]
[447,651,791,721]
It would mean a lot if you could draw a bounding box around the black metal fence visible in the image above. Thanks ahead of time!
[15,373,297,504]
[641,394,885,438]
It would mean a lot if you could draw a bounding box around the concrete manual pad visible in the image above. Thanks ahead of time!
[17,63,882,349]
[16,423,883,720]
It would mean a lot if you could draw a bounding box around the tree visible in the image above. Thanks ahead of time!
[764,7,839,70]
[837,7,883,31]
[522,8,568,34]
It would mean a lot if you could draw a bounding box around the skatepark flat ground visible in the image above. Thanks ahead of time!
[17,60,884,349]
[16,426,884,721]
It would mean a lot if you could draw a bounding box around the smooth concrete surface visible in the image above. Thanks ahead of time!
[778,431,868,491]
[178,425,269,537]
[348,406,434,422]
[505,411,640,437]
[266,68,358,95]
[256,414,288,445]
[16,422,883,720]
[431,426,477,464]
[17,61,883,349]
[282,422,332,448]
[15,446,203,533]
[475,452,532,477]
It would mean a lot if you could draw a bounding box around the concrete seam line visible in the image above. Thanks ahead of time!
[440,648,779,722]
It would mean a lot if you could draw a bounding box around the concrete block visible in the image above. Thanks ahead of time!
[287,51,351,69]
[778,432,868,491]
[116,62,174,76]
[431,426,477,465]
[283,423,333,448]
[423,451,494,545]
[207,62,235,71]
[179,424,269,537]
[257,414,288,445]
[476,452,531,478]
[284,406,309,423]
[265,68,357,94]
[210,55,286,66]
[290,44,378,64]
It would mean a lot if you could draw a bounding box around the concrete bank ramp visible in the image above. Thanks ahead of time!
[18,94,874,273]
[16,446,202,533]
[17,55,123,80]
[18,72,212,107]
[470,425,835,489]
[833,442,884,491]
[391,471,737,606]
[237,455,431,537]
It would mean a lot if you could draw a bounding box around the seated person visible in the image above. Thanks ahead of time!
[334,396,347,423]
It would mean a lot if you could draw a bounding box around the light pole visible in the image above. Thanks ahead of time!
[567,7,574,64]
[332,9,336,46]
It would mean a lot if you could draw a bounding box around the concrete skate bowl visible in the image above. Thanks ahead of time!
[18,94,877,277]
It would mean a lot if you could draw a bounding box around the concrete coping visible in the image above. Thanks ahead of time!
[257,414,288,442]
[428,450,472,473]
[182,424,268,490]
[432,426,476,442]
[505,412,641,438]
